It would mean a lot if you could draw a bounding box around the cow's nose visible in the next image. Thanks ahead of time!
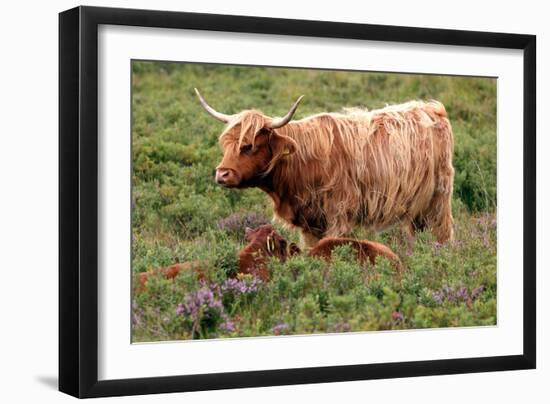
[215,168,231,184]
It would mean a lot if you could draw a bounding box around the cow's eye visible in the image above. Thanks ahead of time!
[240,144,253,154]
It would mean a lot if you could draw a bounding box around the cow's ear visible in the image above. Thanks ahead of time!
[269,131,298,159]
[245,227,253,238]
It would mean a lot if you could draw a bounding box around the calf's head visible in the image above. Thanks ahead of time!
[195,88,303,187]
[244,224,300,261]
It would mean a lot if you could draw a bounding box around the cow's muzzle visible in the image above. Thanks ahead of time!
[215,168,239,186]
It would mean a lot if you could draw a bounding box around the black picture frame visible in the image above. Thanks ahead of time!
[59,5,536,398]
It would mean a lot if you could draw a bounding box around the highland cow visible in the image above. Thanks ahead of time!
[196,89,454,248]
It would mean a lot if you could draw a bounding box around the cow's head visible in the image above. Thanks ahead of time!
[195,88,303,187]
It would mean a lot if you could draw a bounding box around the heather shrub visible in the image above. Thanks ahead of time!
[217,212,270,240]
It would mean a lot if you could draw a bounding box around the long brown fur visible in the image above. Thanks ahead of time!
[217,100,454,248]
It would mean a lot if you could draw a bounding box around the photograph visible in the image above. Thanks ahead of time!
[131,61,497,342]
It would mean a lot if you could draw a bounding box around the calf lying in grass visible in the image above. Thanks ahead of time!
[137,224,401,291]
[238,224,301,280]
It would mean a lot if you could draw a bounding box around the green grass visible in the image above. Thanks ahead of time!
[131,61,497,342]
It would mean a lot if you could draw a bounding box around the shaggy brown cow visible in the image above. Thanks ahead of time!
[238,224,300,280]
[195,89,454,248]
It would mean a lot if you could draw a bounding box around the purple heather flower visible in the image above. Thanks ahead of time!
[334,322,352,332]
[178,286,224,321]
[432,284,485,305]
[456,286,468,301]
[432,291,444,305]
[217,212,269,235]
[272,322,289,336]
[222,276,262,296]
[132,305,143,327]
[471,285,485,300]
[392,311,404,322]
[220,317,236,332]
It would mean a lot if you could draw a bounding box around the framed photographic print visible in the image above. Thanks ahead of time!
[59,5,536,398]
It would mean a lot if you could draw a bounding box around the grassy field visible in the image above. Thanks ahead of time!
[131,61,497,342]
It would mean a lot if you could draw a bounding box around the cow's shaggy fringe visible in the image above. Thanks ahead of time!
[221,100,454,245]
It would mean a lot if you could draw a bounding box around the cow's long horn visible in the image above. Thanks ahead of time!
[268,95,304,129]
[194,88,233,123]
